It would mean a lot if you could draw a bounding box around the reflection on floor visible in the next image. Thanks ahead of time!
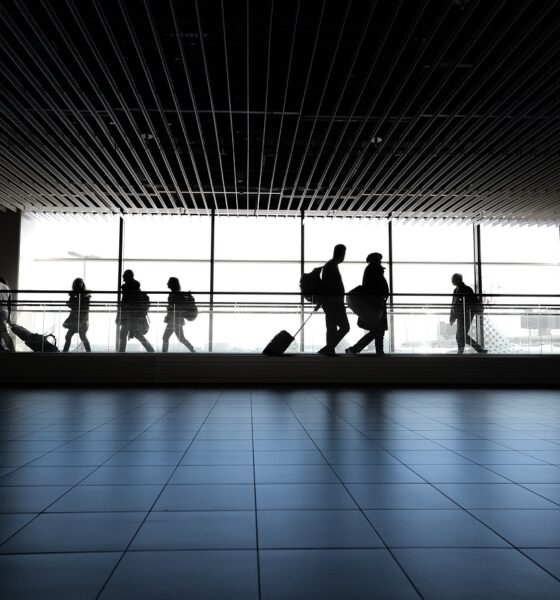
[0,387,559,599]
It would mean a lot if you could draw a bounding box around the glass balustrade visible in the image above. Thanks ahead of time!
[2,291,559,355]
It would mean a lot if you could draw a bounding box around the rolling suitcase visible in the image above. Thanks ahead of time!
[262,309,317,356]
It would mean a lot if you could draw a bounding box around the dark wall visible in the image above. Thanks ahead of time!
[0,210,21,290]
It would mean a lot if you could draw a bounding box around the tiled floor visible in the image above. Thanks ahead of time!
[0,388,559,599]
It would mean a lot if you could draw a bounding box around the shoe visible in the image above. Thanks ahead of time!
[479,349,488,354]
[318,347,336,356]
[345,346,358,354]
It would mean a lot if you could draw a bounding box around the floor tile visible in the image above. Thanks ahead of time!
[346,483,457,509]
[482,465,560,484]
[131,511,256,549]
[332,464,424,484]
[453,450,545,465]
[104,451,184,466]
[29,452,115,467]
[0,552,121,600]
[0,512,145,553]
[256,484,356,510]
[0,452,45,467]
[255,465,338,484]
[0,514,37,544]
[523,549,560,580]
[0,486,71,513]
[180,450,254,465]
[47,485,164,512]
[0,466,96,486]
[365,509,509,548]
[259,549,419,599]
[394,548,560,599]
[188,440,253,451]
[254,451,326,465]
[169,465,254,484]
[523,451,560,465]
[99,550,258,599]
[434,483,557,509]
[258,510,383,548]
[471,509,560,547]
[523,484,560,505]
[154,484,255,511]
[387,450,473,464]
[407,464,509,483]
[321,450,398,464]
[81,465,175,485]
[122,440,192,452]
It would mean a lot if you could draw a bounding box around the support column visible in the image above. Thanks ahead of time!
[209,209,215,352]
[115,215,124,351]
[388,219,395,353]
[300,209,305,351]
[0,209,22,292]
[473,223,484,348]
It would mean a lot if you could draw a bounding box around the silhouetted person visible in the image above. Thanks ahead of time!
[162,277,195,353]
[450,273,487,354]
[346,252,389,354]
[0,276,15,352]
[118,269,154,353]
[62,277,91,352]
[319,244,350,355]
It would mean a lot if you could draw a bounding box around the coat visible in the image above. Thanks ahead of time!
[359,263,389,331]
[63,292,90,331]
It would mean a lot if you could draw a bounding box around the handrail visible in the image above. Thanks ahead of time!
[6,289,560,298]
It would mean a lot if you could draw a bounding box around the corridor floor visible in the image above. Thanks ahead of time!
[0,387,559,599]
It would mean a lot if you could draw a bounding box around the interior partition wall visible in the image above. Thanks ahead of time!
[16,212,560,353]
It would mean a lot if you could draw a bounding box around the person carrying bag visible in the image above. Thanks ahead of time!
[346,252,389,355]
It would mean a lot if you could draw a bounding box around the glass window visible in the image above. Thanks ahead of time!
[18,213,120,352]
[122,215,212,351]
[481,224,560,263]
[481,224,560,305]
[304,217,389,264]
[393,222,474,262]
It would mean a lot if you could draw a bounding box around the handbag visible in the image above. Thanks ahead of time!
[346,286,384,330]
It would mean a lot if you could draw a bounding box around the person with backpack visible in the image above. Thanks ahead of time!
[162,277,196,353]
[62,277,91,352]
[346,252,389,355]
[117,269,154,352]
[318,244,350,355]
[450,273,487,354]
[0,276,15,352]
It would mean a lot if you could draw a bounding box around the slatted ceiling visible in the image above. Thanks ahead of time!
[0,1,559,224]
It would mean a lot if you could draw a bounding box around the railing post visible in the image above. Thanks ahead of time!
[209,208,215,352]
[388,219,395,353]
[115,215,124,351]
[300,209,305,352]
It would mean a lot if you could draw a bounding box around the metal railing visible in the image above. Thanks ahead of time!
[1,290,560,355]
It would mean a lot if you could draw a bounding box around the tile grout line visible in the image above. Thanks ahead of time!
[307,390,560,587]
[282,390,426,600]
[0,391,190,548]
[93,390,223,600]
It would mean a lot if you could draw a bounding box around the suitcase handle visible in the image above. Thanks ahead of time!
[293,305,319,337]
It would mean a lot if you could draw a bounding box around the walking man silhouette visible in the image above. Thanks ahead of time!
[318,244,350,355]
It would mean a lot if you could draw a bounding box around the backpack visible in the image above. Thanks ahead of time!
[300,267,323,305]
[179,292,198,321]
[470,292,485,315]
[138,292,150,315]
